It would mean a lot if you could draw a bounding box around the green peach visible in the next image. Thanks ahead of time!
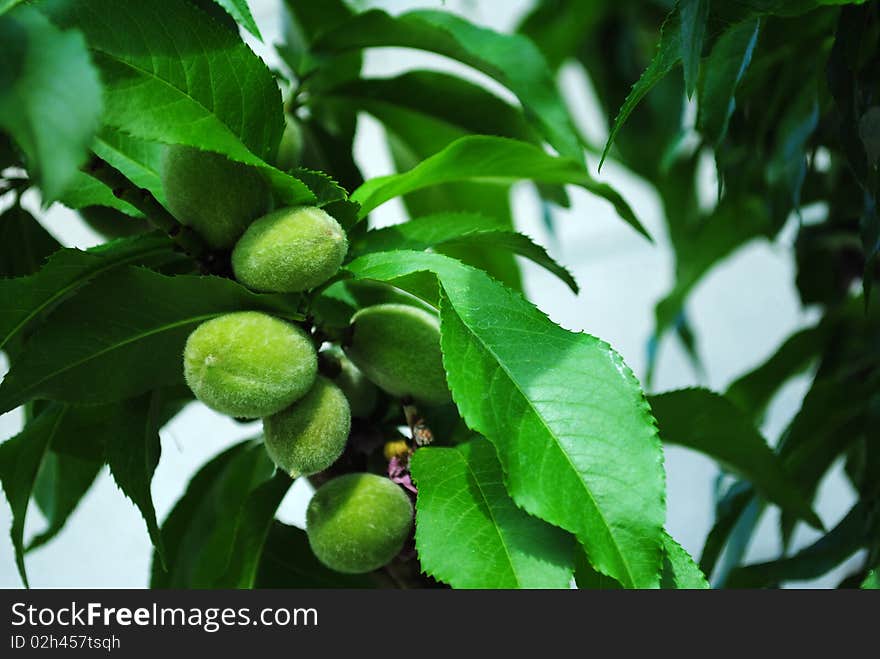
[306,473,413,574]
[344,304,450,405]
[231,206,348,293]
[183,311,317,418]
[263,376,351,477]
[161,145,270,249]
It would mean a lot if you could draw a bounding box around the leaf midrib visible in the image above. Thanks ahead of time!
[5,312,221,406]
[94,134,161,190]
[94,48,317,203]
[444,292,641,588]
[0,244,171,350]
[452,448,521,588]
[91,44,262,163]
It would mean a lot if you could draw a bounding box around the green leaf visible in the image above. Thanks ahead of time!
[312,9,583,162]
[0,232,177,352]
[323,69,571,211]
[698,19,761,146]
[104,392,165,565]
[350,213,578,293]
[29,449,101,553]
[59,172,140,216]
[341,77,523,289]
[42,0,314,206]
[345,251,666,589]
[215,470,292,588]
[0,6,102,201]
[5,395,174,563]
[92,128,167,206]
[713,495,765,587]
[279,0,364,199]
[61,128,165,219]
[151,439,288,588]
[576,530,709,589]
[0,267,304,413]
[289,168,349,207]
[863,569,879,589]
[775,376,872,546]
[661,532,710,589]
[0,404,66,586]
[44,405,115,463]
[517,0,606,73]
[255,522,375,588]
[680,0,710,98]
[574,547,622,589]
[600,10,681,169]
[211,0,261,40]
[0,205,60,278]
[280,0,360,86]
[601,1,834,167]
[0,1,25,16]
[410,438,575,589]
[727,502,877,588]
[765,82,819,214]
[725,325,824,423]
[649,388,822,528]
[323,70,542,148]
[351,136,648,240]
[780,373,872,490]
[698,480,757,578]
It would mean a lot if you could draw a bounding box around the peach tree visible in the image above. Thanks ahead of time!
[0,0,877,589]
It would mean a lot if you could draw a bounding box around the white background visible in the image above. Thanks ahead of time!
[0,0,860,587]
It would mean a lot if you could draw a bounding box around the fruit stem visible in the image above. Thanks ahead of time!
[82,155,220,270]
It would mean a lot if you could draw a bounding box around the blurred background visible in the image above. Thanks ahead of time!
[0,0,860,587]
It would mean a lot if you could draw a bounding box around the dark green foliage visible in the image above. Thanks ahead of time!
[0,204,59,278]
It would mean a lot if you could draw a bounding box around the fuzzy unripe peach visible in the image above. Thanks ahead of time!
[183,311,317,418]
[161,145,270,249]
[306,473,413,574]
[344,304,450,405]
[263,377,351,478]
[231,206,347,293]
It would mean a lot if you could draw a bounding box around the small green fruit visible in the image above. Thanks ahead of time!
[162,145,271,249]
[345,304,451,405]
[306,473,413,574]
[231,206,348,293]
[276,115,304,171]
[263,376,351,477]
[183,311,317,418]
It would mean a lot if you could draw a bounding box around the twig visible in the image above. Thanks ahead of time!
[82,155,222,271]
